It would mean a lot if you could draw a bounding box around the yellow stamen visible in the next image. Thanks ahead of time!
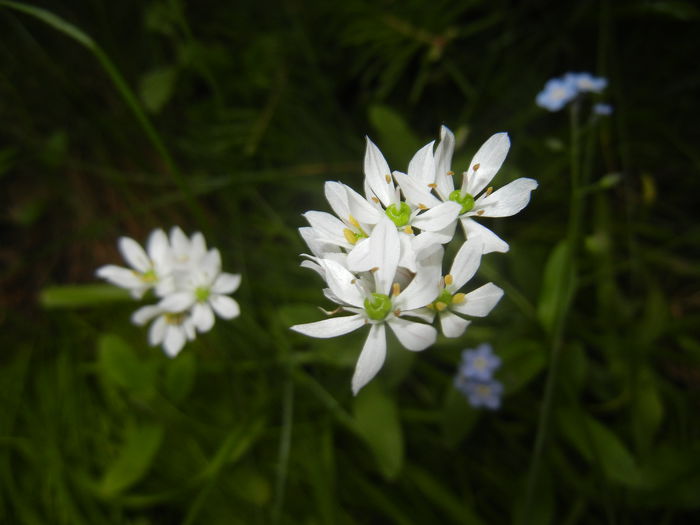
[403,226,413,234]
[435,301,448,311]
[392,282,400,297]
[447,171,455,176]
[385,174,392,183]
[452,293,466,304]
[370,266,379,273]
[473,163,480,172]
[485,186,493,196]
[426,303,435,310]
[371,196,380,203]
[348,215,360,228]
[476,209,485,216]
[427,183,437,189]
[343,228,358,245]
[418,203,427,210]
[393,309,401,317]
[444,274,453,286]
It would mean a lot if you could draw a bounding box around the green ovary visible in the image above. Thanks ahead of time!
[385,202,412,227]
[448,190,475,214]
[195,286,210,302]
[364,293,392,321]
[140,268,158,283]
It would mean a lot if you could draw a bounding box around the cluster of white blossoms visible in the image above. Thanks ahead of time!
[97,227,241,357]
[291,126,538,395]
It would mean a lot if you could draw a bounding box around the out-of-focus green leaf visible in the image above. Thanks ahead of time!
[139,66,178,113]
[558,341,587,394]
[499,339,546,394]
[637,284,668,346]
[99,423,164,497]
[98,334,156,394]
[537,240,577,334]
[513,469,555,525]
[558,409,642,486]
[633,368,663,453]
[40,284,131,308]
[164,351,196,403]
[441,387,479,448]
[368,104,421,164]
[230,466,271,506]
[353,382,403,480]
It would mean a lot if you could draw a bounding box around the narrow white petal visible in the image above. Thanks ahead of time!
[201,248,222,275]
[407,140,436,186]
[303,211,352,248]
[452,282,504,317]
[131,305,162,326]
[189,232,207,258]
[212,273,241,294]
[397,232,417,273]
[149,316,167,346]
[387,316,436,351]
[351,323,386,395]
[192,302,215,332]
[449,239,483,291]
[147,229,169,265]
[324,181,351,221]
[370,218,400,295]
[434,125,456,199]
[465,133,511,196]
[402,307,436,323]
[118,237,150,273]
[96,265,144,290]
[170,226,189,255]
[474,177,538,217]
[364,137,395,207]
[163,325,186,357]
[411,201,461,232]
[411,232,445,261]
[439,310,471,338]
[210,295,240,319]
[396,260,441,311]
[346,185,383,225]
[393,171,441,208]
[460,218,509,254]
[318,258,364,307]
[291,314,365,338]
[159,291,195,312]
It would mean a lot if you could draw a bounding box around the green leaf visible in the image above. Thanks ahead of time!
[139,66,178,113]
[100,422,164,497]
[633,368,664,453]
[39,284,131,308]
[498,340,546,394]
[368,105,421,164]
[164,351,196,403]
[353,382,403,480]
[537,240,577,334]
[98,334,156,394]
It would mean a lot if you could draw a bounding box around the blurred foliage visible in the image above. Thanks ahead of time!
[1,0,699,523]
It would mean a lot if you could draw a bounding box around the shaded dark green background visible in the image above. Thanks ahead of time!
[1,1,699,523]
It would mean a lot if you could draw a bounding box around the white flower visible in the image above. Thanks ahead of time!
[96,229,171,298]
[158,248,241,333]
[291,218,440,395]
[131,305,196,357]
[402,126,538,254]
[423,240,504,338]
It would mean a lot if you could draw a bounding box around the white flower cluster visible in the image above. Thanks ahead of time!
[97,227,241,357]
[291,126,538,395]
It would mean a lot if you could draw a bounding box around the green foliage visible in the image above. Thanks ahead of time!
[1,0,698,523]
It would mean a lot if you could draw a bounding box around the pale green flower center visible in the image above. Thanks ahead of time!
[140,268,158,284]
[165,312,186,325]
[195,286,210,302]
[385,202,412,227]
[448,190,475,214]
[364,293,392,321]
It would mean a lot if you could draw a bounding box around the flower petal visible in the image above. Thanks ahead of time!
[291,314,365,338]
[303,210,352,248]
[474,178,538,217]
[411,201,461,232]
[387,316,436,351]
[170,226,189,255]
[131,305,162,326]
[393,170,442,209]
[210,295,241,320]
[318,258,364,307]
[149,316,167,346]
[449,239,483,291]
[369,218,400,295]
[352,323,386,395]
[147,228,169,266]
[464,133,510,196]
[346,185,383,225]
[396,253,442,311]
[439,310,471,338]
[163,325,186,357]
[159,291,195,312]
[118,236,150,273]
[212,273,241,294]
[460,218,509,254]
[324,181,351,221]
[407,140,436,186]
[192,302,215,332]
[96,265,144,291]
[452,282,504,317]
[434,125,456,199]
[364,137,395,207]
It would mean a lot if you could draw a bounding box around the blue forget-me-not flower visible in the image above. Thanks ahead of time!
[454,343,504,410]
[536,71,609,112]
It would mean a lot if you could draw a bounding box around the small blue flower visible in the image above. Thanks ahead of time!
[565,72,608,94]
[458,343,501,381]
[593,103,613,116]
[461,378,504,410]
[535,76,578,112]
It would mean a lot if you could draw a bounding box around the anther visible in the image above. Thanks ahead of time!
[392,282,400,296]
[403,226,413,234]
[418,203,427,210]
[370,266,379,273]
[371,196,380,203]
[452,293,466,304]
[447,171,455,176]
[485,186,493,196]
[393,309,401,317]
[444,274,453,286]
[476,209,485,216]
[435,301,448,311]
[473,163,480,172]
[427,183,437,188]
[348,215,360,228]
[385,174,392,183]
[343,228,358,245]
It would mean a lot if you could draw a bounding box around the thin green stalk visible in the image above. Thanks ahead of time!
[0,1,209,229]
